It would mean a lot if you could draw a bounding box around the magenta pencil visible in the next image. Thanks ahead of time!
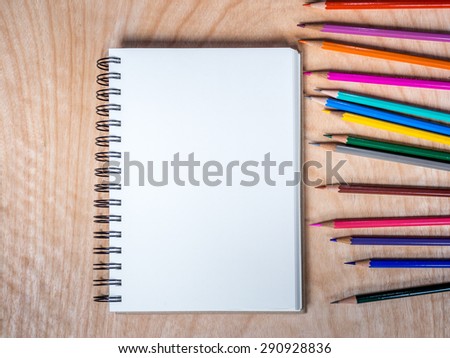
[311,216,450,229]
[305,71,450,90]
[299,23,450,42]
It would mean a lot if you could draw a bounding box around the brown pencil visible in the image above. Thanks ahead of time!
[316,183,450,197]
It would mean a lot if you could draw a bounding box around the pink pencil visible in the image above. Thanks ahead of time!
[311,216,450,229]
[304,71,450,90]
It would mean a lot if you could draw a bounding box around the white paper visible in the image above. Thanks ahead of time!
[106,48,302,312]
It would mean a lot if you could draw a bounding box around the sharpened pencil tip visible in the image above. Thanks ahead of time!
[297,23,306,28]
[310,222,322,227]
[323,134,332,138]
[315,185,326,189]
[303,3,311,6]
[314,88,322,93]
[303,71,312,76]
[330,238,337,242]
[330,300,339,304]
[304,95,312,100]
[298,39,307,44]
[345,261,356,265]
[309,142,320,146]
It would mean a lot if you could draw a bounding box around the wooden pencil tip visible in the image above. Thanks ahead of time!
[345,261,356,265]
[310,222,323,227]
[297,23,306,28]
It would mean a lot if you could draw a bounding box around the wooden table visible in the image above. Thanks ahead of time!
[2,0,449,338]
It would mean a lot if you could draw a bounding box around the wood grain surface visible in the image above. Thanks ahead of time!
[1,0,449,338]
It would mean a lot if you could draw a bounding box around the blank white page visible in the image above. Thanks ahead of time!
[107,48,301,312]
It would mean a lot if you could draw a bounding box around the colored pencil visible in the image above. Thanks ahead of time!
[304,71,450,90]
[323,111,450,145]
[346,259,450,268]
[316,89,450,123]
[299,40,450,71]
[316,183,450,197]
[311,216,450,228]
[304,1,450,10]
[307,96,450,136]
[324,134,450,162]
[331,236,450,246]
[311,142,450,171]
[298,23,450,43]
[332,282,450,304]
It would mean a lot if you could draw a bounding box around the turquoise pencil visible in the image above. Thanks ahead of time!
[316,89,450,124]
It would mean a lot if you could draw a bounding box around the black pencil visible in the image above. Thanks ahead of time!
[332,282,450,304]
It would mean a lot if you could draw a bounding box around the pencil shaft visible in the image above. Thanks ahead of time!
[315,1,450,10]
[355,282,450,303]
[319,41,450,70]
[348,238,450,246]
[338,184,450,197]
[324,98,450,135]
[334,144,450,172]
[335,91,450,123]
[333,216,450,228]
[343,136,450,162]
[367,259,450,268]
[340,112,450,145]
[320,24,450,42]
[326,72,450,90]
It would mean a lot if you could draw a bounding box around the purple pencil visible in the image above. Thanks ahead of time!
[304,71,450,90]
[299,23,450,42]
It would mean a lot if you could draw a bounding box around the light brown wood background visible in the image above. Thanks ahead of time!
[2,0,449,338]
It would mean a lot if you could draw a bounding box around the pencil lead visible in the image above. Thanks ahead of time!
[297,23,306,28]
[314,88,322,93]
[303,71,312,76]
[309,142,320,146]
[330,300,339,304]
[304,95,312,100]
[323,134,332,138]
[315,185,326,189]
[330,238,337,242]
[310,222,323,227]
[345,261,356,265]
[303,3,311,7]
[298,39,308,44]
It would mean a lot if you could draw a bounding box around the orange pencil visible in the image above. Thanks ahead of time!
[299,40,450,71]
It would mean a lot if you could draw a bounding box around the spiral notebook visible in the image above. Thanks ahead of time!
[94,48,302,312]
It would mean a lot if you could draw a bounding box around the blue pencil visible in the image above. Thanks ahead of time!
[347,259,450,268]
[307,96,450,136]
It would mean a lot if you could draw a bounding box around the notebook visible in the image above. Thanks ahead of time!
[94,47,302,312]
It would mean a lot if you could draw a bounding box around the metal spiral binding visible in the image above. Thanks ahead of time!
[94,56,122,303]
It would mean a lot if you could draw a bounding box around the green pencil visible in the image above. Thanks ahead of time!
[332,282,450,304]
[325,134,450,163]
[316,89,450,124]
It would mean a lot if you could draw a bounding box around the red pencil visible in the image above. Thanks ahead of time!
[311,216,450,229]
[304,1,450,10]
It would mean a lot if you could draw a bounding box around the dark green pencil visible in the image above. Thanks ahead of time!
[325,134,450,163]
[332,282,450,304]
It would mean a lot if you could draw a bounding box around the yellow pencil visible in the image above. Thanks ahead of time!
[323,110,450,146]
